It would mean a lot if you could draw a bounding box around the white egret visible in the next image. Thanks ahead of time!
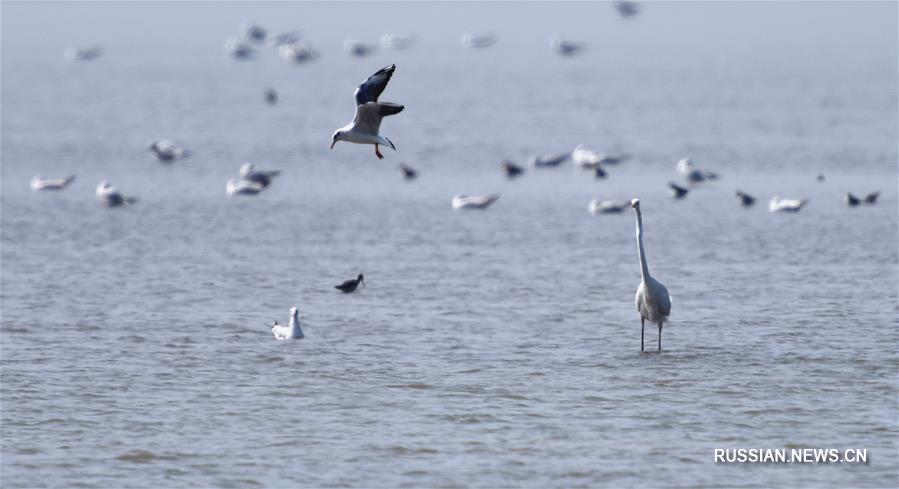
[630,199,671,351]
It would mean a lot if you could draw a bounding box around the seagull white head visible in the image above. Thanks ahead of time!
[630,198,640,209]
[239,162,255,176]
[290,306,298,316]
[331,130,344,149]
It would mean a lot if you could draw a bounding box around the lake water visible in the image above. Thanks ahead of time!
[1,2,897,488]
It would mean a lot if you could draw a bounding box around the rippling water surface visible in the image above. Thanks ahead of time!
[2,2,897,488]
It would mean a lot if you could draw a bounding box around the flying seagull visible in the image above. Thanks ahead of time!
[331,64,404,160]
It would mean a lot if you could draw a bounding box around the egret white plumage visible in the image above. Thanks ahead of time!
[630,199,671,351]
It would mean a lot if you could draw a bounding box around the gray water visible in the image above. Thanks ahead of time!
[2,2,897,488]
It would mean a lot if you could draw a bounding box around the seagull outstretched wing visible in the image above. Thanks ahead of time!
[354,64,396,106]
[352,102,404,134]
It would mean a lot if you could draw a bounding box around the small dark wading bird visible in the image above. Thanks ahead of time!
[265,88,278,105]
[735,190,757,207]
[631,199,671,351]
[399,164,417,180]
[668,182,689,199]
[502,160,525,178]
[331,64,404,160]
[335,274,365,293]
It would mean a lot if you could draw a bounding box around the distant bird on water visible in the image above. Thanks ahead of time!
[148,140,189,162]
[676,158,718,184]
[65,46,102,62]
[461,33,496,49]
[31,175,75,191]
[239,163,280,187]
[529,152,569,168]
[589,199,628,214]
[279,41,318,63]
[265,88,278,105]
[551,37,586,57]
[668,182,689,199]
[331,64,404,160]
[96,182,136,207]
[630,199,671,351]
[225,38,256,59]
[845,192,861,207]
[399,164,417,180]
[768,197,807,213]
[863,191,880,204]
[735,190,757,207]
[242,22,267,43]
[344,39,377,57]
[615,1,640,18]
[381,34,415,50]
[502,161,525,178]
[452,194,500,210]
[271,307,304,340]
[335,274,365,293]
[226,179,265,196]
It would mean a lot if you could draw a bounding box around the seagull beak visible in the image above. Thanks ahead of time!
[330,141,336,150]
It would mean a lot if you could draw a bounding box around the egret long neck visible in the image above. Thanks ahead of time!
[635,208,651,281]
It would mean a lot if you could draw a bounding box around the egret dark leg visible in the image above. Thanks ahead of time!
[658,321,663,350]
[641,318,645,351]
[375,144,384,160]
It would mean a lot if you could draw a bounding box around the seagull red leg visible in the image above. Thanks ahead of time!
[375,144,384,160]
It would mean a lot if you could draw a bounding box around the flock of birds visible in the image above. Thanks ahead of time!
[39,1,881,348]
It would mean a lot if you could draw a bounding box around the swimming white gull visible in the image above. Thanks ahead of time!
[148,140,190,162]
[271,307,304,340]
[452,194,500,210]
[226,179,265,196]
[31,175,75,191]
[588,199,629,214]
[676,158,719,184]
[225,38,256,60]
[768,197,808,213]
[461,33,496,49]
[239,163,280,187]
[96,182,136,207]
[529,152,570,168]
[381,34,415,50]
